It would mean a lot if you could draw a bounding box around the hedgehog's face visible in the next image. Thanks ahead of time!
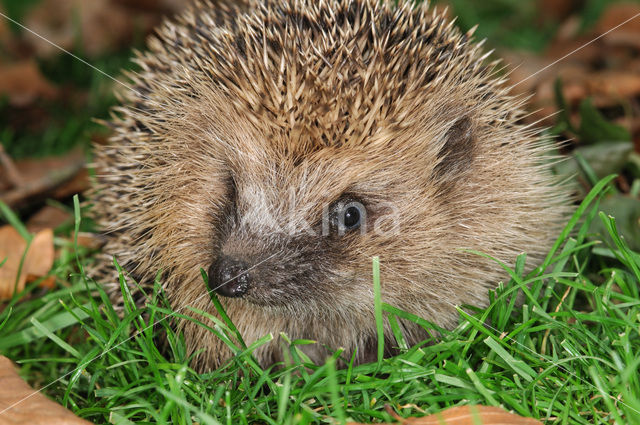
[190,97,487,317]
[207,196,366,307]
[205,147,410,311]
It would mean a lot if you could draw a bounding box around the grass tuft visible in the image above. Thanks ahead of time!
[1,177,640,424]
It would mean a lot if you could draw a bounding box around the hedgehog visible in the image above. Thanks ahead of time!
[90,0,569,371]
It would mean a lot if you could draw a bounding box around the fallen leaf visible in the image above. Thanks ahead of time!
[586,71,640,104]
[0,226,54,300]
[113,0,185,13]
[535,69,640,110]
[347,405,543,425]
[50,169,90,201]
[0,356,93,425]
[0,149,86,208]
[504,0,640,137]
[537,0,576,22]
[0,146,21,190]
[72,232,105,250]
[596,2,640,49]
[0,61,58,107]
[23,0,158,57]
[543,37,603,66]
[26,206,72,234]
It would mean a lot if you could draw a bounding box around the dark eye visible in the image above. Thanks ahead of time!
[339,201,365,232]
[344,206,361,229]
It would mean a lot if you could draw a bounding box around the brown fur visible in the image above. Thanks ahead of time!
[90,0,570,370]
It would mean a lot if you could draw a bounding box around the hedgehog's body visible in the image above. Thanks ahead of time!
[92,0,568,370]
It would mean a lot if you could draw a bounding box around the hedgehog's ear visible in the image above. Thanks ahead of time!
[432,116,475,181]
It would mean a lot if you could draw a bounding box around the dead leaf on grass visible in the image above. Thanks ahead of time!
[0,148,86,208]
[347,405,543,425]
[0,356,93,425]
[26,206,72,234]
[0,146,21,190]
[0,226,54,299]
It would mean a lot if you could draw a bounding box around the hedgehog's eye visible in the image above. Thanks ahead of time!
[343,205,361,229]
[336,201,366,233]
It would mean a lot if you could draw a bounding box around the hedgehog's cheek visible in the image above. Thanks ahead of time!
[207,255,251,298]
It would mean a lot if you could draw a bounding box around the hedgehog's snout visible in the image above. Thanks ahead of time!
[207,255,251,298]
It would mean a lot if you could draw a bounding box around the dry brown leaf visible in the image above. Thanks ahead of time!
[0,146,21,191]
[23,0,157,57]
[0,148,86,208]
[347,405,543,425]
[26,206,72,234]
[543,37,603,66]
[25,229,55,278]
[72,232,105,250]
[50,169,90,201]
[586,71,640,103]
[596,3,640,49]
[0,226,54,299]
[0,226,28,299]
[113,0,185,13]
[0,356,93,425]
[505,3,640,128]
[0,61,58,107]
[537,0,577,22]
[24,0,130,57]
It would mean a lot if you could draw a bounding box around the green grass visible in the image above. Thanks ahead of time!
[1,176,639,425]
[0,0,142,159]
[0,48,137,159]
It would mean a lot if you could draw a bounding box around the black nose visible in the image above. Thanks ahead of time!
[207,255,251,298]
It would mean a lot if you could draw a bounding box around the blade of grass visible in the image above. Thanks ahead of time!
[372,256,384,365]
